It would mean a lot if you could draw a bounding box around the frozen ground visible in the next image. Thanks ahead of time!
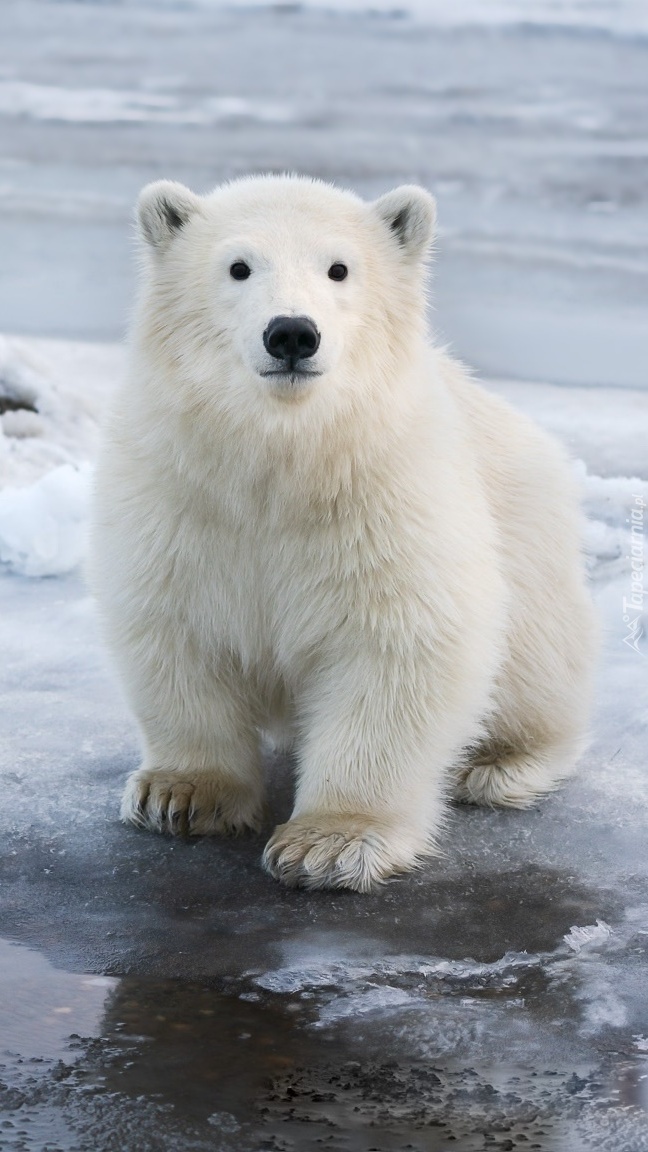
[1,0,648,1147]
[0,335,647,1151]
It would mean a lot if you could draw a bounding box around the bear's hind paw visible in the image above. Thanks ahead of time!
[454,747,574,809]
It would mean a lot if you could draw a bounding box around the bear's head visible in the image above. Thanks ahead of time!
[135,175,436,413]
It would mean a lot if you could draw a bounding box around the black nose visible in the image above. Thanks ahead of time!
[263,315,321,367]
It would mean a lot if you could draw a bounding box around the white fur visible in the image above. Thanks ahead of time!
[89,174,597,892]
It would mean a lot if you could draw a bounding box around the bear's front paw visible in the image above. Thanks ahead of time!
[120,768,263,836]
[262,814,418,892]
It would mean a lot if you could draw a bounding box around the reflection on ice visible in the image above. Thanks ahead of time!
[0,938,117,1062]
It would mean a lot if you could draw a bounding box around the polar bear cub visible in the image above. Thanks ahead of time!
[90,174,596,891]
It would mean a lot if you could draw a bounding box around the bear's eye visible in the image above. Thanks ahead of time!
[328,262,348,282]
[230,261,251,281]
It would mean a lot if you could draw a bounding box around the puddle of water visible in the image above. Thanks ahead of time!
[3,937,648,1151]
[0,938,117,1062]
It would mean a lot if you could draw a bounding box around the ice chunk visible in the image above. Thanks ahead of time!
[563,920,613,953]
[0,462,92,577]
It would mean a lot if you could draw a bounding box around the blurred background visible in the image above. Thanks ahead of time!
[1,0,647,388]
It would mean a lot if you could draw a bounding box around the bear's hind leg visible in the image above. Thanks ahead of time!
[454,734,586,810]
[456,566,596,809]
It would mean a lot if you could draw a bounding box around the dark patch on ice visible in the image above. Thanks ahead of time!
[0,801,620,978]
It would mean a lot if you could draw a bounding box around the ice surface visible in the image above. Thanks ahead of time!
[249,917,642,1046]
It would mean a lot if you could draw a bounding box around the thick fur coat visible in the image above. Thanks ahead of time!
[89,174,596,891]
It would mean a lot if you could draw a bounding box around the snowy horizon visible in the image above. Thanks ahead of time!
[74,0,648,38]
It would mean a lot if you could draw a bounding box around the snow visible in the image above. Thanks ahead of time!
[0,80,294,126]
[0,334,120,488]
[0,463,92,577]
[172,0,648,36]
[0,336,120,576]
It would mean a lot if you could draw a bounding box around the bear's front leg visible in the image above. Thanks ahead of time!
[120,654,264,837]
[263,644,452,891]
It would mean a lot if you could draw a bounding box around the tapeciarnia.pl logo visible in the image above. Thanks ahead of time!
[622,494,645,655]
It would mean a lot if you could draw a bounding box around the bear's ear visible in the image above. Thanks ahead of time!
[137,180,202,249]
[372,185,436,262]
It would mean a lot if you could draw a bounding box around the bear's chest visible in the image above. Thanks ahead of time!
[180,481,404,670]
